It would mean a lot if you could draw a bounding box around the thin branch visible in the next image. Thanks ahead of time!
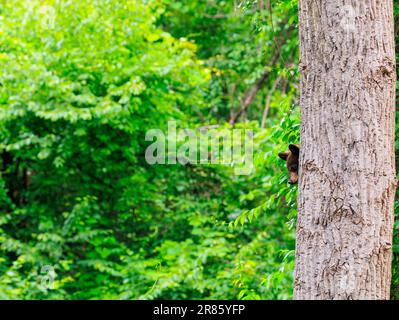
[260,75,281,128]
[203,13,234,19]
[228,25,293,126]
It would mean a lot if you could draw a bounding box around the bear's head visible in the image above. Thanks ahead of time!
[278,144,299,185]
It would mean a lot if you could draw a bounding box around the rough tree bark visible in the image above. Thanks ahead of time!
[295,0,397,299]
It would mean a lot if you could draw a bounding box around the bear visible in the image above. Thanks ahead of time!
[278,144,299,184]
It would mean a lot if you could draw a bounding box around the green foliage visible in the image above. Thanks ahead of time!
[0,0,298,299]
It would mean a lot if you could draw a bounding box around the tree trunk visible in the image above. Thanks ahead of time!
[295,0,397,300]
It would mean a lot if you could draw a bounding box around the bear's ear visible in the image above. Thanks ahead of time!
[289,144,299,156]
[278,152,289,161]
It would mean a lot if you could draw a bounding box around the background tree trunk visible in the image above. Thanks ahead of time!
[295,0,397,299]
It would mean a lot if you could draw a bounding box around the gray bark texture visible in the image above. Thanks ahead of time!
[295,0,397,300]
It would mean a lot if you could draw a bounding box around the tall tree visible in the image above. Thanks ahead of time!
[295,1,397,299]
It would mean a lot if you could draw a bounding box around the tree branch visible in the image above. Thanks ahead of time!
[260,75,281,128]
[228,26,293,126]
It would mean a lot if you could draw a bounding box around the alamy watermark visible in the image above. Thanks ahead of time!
[40,265,55,290]
[22,3,57,30]
[339,4,357,33]
[145,121,254,175]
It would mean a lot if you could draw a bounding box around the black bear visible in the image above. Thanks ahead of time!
[278,144,299,184]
